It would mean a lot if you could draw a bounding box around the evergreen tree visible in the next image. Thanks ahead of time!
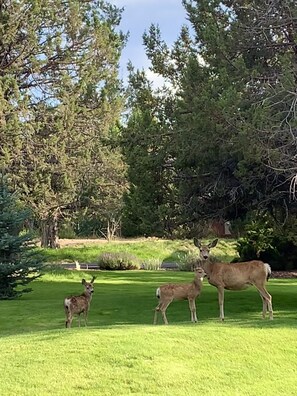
[0,179,43,299]
[142,0,297,231]
[121,65,177,237]
[0,0,127,247]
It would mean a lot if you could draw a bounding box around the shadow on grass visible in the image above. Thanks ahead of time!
[1,272,296,337]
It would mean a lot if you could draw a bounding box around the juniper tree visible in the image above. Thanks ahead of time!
[142,0,297,228]
[0,0,127,247]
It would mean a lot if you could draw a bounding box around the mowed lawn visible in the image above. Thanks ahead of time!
[1,270,297,396]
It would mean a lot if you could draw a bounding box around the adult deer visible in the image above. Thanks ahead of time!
[153,267,206,325]
[64,276,95,328]
[194,238,273,321]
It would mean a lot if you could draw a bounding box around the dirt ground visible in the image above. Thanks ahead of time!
[58,238,109,247]
[57,237,150,247]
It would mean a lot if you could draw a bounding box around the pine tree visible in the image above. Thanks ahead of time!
[0,179,43,299]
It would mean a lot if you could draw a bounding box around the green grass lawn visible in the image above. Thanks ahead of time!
[1,270,297,395]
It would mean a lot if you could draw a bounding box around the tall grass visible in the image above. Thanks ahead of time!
[0,270,296,395]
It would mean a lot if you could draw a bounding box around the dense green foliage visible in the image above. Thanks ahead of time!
[236,213,297,270]
[0,0,127,247]
[121,0,297,266]
[121,64,176,237]
[0,180,43,299]
[1,1,297,263]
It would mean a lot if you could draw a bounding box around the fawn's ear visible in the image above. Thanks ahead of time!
[91,276,96,283]
[208,239,218,248]
[193,238,201,248]
[82,279,86,285]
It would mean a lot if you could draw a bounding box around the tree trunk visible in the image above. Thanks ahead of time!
[106,217,121,241]
[40,212,60,248]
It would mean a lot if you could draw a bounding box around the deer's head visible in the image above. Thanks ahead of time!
[82,276,96,295]
[194,266,206,281]
[193,238,218,260]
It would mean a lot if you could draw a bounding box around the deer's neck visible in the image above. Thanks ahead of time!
[82,291,93,302]
[193,276,202,287]
[200,260,212,275]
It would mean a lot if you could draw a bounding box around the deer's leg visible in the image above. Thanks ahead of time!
[260,294,267,319]
[66,314,73,328]
[84,310,88,327]
[160,300,172,325]
[255,285,273,320]
[217,287,225,321]
[65,309,72,328]
[188,299,197,322]
[65,306,70,328]
[154,303,161,325]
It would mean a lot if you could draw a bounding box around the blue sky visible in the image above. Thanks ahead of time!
[110,0,188,85]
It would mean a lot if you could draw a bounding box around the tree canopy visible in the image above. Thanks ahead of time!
[122,0,297,239]
[0,0,127,246]
[1,0,297,255]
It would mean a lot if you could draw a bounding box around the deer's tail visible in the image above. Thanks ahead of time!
[64,298,72,313]
[156,287,160,299]
[264,263,272,281]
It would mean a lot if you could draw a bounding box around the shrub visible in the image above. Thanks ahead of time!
[97,252,140,270]
[236,213,297,270]
[178,253,197,271]
[179,253,217,271]
[140,259,161,270]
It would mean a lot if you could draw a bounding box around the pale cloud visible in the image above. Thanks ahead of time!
[145,69,166,90]
[109,0,189,89]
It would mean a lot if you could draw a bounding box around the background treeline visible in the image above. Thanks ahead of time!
[1,0,297,268]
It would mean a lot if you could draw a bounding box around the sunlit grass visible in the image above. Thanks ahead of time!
[38,238,238,264]
[2,324,297,396]
[1,270,297,395]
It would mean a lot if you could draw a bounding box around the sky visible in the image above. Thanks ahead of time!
[110,0,189,86]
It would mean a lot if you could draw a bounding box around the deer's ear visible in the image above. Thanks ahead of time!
[193,238,201,248]
[82,279,86,285]
[91,276,96,283]
[208,239,218,248]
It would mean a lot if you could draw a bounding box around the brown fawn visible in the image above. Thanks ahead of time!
[64,276,95,328]
[153,267,206,325]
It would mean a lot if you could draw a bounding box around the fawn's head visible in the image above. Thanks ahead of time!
[193,238,218,260]
[194,266,206,280]
[82,276,96,295]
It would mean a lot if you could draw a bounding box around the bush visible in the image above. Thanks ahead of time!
[97,252,140,270]
[179,253,217,271]
[236,213,297,270]
[140,259,161,270]
[178,253,197,271]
